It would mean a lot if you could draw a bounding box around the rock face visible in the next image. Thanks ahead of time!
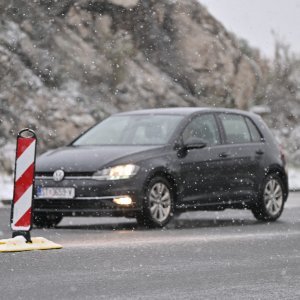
[0,0,261,173]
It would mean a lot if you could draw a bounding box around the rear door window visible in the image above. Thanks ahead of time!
[219,114,251,144]
[245,117,262,142]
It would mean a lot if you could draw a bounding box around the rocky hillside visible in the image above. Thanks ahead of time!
[0,0,263,173]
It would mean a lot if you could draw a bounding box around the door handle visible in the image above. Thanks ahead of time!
[219,152,230,158]
[256,149,264,155]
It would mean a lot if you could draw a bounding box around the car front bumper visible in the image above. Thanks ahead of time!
[33,176,144,217]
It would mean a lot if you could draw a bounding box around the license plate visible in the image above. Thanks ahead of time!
[36,187,75,199]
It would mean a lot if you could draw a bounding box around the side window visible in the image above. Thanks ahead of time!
[182,114,220,146]
[245,117,262,142]
[219,114,251,144]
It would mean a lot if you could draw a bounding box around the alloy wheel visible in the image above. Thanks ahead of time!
[263,179,283,216]
[149,182,172,223]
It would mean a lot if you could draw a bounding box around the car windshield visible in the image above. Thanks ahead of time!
[73,114,184,146]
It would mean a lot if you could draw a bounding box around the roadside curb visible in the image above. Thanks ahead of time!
[289,188,300,192]
[1,200,11,206]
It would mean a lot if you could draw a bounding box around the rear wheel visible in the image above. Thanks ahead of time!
[136,176,174,228]
[33,213,63,228]
[252,174,285,221]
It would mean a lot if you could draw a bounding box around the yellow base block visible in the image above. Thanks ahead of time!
[0,236,63,252]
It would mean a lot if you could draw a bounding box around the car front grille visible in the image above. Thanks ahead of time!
[35,172,94,180]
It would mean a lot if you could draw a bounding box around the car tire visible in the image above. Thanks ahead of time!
[251,174,285,222]
[136,176,174,228]
[33,213,63,228]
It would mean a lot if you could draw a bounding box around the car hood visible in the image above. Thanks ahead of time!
[36,145,164,173]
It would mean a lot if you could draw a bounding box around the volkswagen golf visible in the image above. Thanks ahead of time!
[33,107,288,228]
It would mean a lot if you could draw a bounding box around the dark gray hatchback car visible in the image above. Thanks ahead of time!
[33,108,288,228]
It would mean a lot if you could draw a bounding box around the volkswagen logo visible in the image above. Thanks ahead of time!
[53,170,65,182]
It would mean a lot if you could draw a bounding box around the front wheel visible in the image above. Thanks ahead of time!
[136,176,174,228]
[33,213,63,228]
[252,174,285,221]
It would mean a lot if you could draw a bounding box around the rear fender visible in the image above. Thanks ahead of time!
[263,165,289,201]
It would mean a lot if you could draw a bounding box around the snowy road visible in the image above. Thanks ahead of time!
[0,193,299,299]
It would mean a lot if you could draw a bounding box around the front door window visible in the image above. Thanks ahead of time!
[182,114,220,146]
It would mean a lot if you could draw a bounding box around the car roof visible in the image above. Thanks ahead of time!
[115,107,254,117]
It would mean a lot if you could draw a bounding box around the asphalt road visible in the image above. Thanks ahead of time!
[0,193,299,299]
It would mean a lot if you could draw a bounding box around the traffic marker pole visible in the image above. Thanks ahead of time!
[0,128,62,253]
[11,128,37,242]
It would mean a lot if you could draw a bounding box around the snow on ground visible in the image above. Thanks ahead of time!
[0,174,13,203]
[288,167,300,190]
[0,168,300,203]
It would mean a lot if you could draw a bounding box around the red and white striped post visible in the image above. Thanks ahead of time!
[11,129,37,243]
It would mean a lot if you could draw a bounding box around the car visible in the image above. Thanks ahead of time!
[33,107,288,228]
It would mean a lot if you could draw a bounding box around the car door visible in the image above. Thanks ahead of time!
[178,113,227,206]
[216,113,264,202]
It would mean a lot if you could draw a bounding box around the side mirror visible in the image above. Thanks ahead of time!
[184,137,207,150]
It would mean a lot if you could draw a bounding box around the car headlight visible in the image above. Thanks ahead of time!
[92,164,140,180]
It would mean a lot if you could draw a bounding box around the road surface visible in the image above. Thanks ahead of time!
[0,193,299,299]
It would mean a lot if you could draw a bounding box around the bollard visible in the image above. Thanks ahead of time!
[10,129,36,242]
[0,128,62,252]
